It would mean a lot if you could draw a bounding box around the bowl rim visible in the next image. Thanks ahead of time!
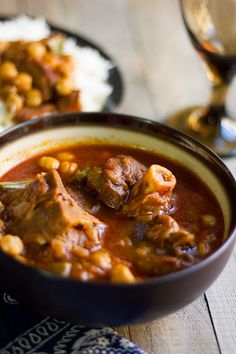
[0,111,236,288]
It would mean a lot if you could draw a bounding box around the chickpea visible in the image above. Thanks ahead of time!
[201,214,216,226]
[56,151,75,161]
[89,264,105,276]
[0,84,17,98]
[51,239,67,259]
[122,237,133,247]
[55,77,74,96]
[26,88,43,107]
[91,250,112,270]
[14,72,33,93]
[136,245,151,256]
[78,270,94,281]
[111,264,136,283]
[0,235,24,256]
[27,42,46,61]
[0,219,5,234]
[38,156,60,170]
[59,161,78,176]
[57,61,72,77]
[0,61,18,81]
[197,242,209,256]
[6,93,24,113]
[43,52,59,69]
[15,255,28,265]
[48,262,71,276]
[73,245,89,258]
[0,201,4,213]
[61,55,73,65]
[34,236,47,246]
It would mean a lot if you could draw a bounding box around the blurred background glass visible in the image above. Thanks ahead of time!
[166,0,236,156]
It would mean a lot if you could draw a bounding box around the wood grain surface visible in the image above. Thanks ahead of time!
[0,1,235,353]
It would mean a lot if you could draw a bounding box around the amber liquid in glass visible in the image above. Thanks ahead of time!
[184,21,236,85]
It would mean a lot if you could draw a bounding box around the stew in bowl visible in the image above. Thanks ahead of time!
[0,112,234,325]
[0,142,225,283]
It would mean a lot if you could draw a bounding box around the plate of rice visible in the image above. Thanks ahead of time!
[0,15,123,132]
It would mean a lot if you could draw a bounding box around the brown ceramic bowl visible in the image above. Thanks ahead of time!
[0,112,235,326]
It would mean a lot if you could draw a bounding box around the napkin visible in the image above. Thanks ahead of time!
[0,290,147,354]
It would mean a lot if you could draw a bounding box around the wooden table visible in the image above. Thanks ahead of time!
[1,1,236,353]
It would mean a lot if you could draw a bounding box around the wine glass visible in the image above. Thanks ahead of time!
[165,0,236,156]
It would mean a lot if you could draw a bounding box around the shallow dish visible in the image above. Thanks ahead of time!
[0,15,123,122]
[0,112,235,326]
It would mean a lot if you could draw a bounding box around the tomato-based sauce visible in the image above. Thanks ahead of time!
[0,144,224,282]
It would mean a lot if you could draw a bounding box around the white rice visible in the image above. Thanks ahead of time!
[0,16,50,41]
[62,38,112,112]
[0,16,113,130]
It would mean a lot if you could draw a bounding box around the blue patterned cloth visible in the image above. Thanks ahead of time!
[0,291,147,354]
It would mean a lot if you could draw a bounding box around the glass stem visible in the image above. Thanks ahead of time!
[209,80,229,112]
[202,80,230,126]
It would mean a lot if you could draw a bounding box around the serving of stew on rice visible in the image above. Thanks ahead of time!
[0,143,224,283]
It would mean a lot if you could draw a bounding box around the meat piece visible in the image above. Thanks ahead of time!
[122,165,176,221]
[136,253,194,277]
[146,215,195,251]
[146,215,180,246]
[131,214,195,277]
[57,90,81,113]
[15,104,57,122]
[67,185,102,215]
[1,40,28,63]
[1,170,106,244]
[86,155,146,210]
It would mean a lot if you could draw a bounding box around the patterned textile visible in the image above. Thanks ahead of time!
[0,291,147,354]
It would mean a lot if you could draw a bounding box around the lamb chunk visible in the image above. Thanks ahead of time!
[122,165,176,221]
[1,170,106,244]
[86,155,146,210]
[132,216,196,277]
[66,185,102,215]
[146,215,195,251]
[146,215,180,246]
[15,104,57,122]
[136,253,194,277]
[131,214,195,277]
[1,40,27,63]
[57,90,81,113]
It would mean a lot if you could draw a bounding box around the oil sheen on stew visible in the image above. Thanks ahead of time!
[0,144,224,283]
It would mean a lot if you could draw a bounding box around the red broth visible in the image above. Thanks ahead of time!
[0,144,224,282]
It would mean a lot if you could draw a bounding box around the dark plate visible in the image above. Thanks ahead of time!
[0,15,123,112]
